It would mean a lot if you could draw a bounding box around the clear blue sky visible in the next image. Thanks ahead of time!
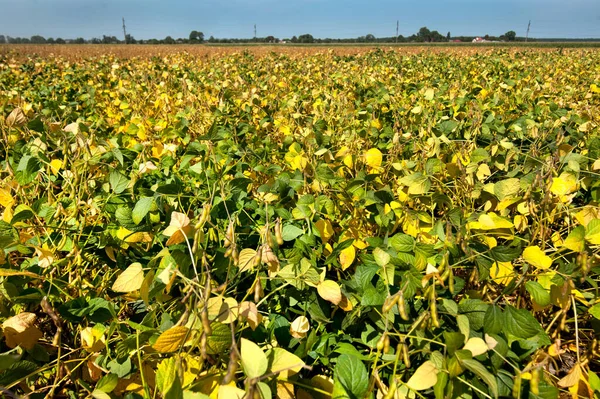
[1,0,599,40]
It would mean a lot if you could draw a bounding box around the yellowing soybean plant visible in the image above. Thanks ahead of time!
[1,46,600,399]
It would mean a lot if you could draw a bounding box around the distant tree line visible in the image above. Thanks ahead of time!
[0,28,595,45]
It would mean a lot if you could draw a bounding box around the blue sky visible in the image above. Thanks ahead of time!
[1,0,599,40]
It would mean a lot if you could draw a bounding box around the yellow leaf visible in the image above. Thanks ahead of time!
[468,212,514,230]
[241,338,268,379]
[112,262,145,292]
[215,297,238,324]
[463,337,489,357]
[364,148,383,171]
[153,326,190,352]
[523,246,552,270]
[2,312,43,349]
[315,219,334,243]
[290,316,310,339]
[574,207,600,227]
[218,385,245,399]
[339,245,356,270]
[49,159,62,175]
[476,164,491,181]
[35,246,54,268]
[237,248,257,273]
[81,326,106,352]
[563,226,585,253]
[181,353,203,387]
[0,188,14,208]
[317,280,342,305]
[268,347,305,379]
[116,227,153,243]
[406,360,439,391]
[550,173,578,196]
[490,261,513,285]
[285,143,308,171]
[307,375,334,399]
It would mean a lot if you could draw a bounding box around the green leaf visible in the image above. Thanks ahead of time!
[504,305,543,339]
[156,357,183,399]
[458,299,488,331]
[444,332,465,356]
[0,360,38,386]
[95,373,118,393]
[588,370,600,392]
[15,155,41,185]
[204,322,232,355]
[525,281,551,307]
[389,233,415,252]
[256,381,272,399]
[585,219,600,245]
[529,380,559,399]
[589,303,600,319]
[490,246,522,262]
[241,338,268,379]
[460,358,498,398]
[335,354,368,398]
[132,197,154,225]
[282,225,304,241]
[483,305,504,334]
[109,170,130,194]
[373,247,391,267]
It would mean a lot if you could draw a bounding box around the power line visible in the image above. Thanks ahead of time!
[122,17,127,44]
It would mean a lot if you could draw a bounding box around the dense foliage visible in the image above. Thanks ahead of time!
[0,48,599,399]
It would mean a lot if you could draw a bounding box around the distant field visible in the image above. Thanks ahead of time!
[1,42,599,60]
[1,45,600,398]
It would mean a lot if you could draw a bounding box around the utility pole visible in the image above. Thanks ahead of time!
[396,20,399,43]
[254,24,257,39]
[525,20,531,42]
[122,17,128,44]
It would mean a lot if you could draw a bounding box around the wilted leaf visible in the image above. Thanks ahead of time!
[239,301,262,330]
[2,312,43,349]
